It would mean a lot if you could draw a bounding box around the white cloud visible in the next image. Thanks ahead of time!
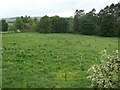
[0,0,119,18]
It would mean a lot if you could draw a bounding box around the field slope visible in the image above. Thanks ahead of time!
[2,33,118,88]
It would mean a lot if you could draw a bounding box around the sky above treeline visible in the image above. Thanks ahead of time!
[0,0,119,18]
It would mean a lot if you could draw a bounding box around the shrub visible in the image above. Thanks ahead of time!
[87,50,119,88]
[8,25,16,32]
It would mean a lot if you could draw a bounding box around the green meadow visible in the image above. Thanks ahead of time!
[2,33,118,88]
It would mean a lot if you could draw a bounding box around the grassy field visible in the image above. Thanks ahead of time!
[2,33,118,88]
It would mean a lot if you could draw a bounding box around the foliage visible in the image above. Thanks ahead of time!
[79,9,97,35]
[4,2,119,37]
[34,17,38,25]
[73,10,85,33]
[1,19,8,32]
[14,16,38,32]
[14,17,24,30]
[56,17,68,33]
[51,15,60,33]
[98,4,118,37]
[36,15,69,33]
[8,25,16,32]
[36,15,52,33]
[73,2,120,37]
[67,17,74,33]
[87,50,119,88]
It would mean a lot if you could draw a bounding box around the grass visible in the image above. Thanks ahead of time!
[2,33,118,88]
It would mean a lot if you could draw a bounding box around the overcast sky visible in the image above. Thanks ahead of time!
[0,0,119,18]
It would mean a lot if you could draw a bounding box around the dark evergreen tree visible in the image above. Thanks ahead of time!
[1,19,8,32]
[73,10,85,33]
[51,16,69,33]
[36,15,52,33]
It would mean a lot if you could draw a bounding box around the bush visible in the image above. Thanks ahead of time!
[87,50,119,88]
[8,25,16,32]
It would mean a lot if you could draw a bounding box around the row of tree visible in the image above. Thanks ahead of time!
[36,15,69,33]
[73,2,120,37]
[1,2,119,37]
[36,2,119,37]
[6,15,69,33]
[12,16,38,32]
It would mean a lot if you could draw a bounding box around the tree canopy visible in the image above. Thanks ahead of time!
[1,19,8,32]
[10,2,119,37]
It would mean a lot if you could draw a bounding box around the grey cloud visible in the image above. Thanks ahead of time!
[0,0,119,18]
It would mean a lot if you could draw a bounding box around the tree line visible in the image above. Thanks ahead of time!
[1,2,120,37]
[73,2,119,37]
